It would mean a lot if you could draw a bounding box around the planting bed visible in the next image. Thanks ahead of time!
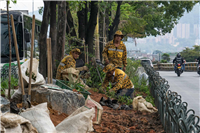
[88,90,165,133]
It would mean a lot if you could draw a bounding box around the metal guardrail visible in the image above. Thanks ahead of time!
[153,62,197,71]
[142,62,200,133]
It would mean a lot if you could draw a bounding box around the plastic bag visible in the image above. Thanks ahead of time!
[20,103,57,133]
[56,108,95,133]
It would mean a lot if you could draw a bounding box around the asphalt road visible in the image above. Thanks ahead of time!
[158,71,200,116]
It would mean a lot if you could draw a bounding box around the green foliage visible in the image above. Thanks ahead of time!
[126,58,155,106]
[119,1,197,38]
[86,61,106,88]
[162,53,170,62]
[7,0,17,5]
[180,45,200,62]
[117,96,133,105]
[125,59,141,80]
[1,75,18,97]
[160,59,167,63]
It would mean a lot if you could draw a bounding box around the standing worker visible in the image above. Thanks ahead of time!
[56,48,81,80]
[102,30,127,71]
[102,63,134,99]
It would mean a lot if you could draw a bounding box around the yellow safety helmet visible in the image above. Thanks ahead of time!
[103,63,116,73]
[114,30,124,39]
[69,48,81,55]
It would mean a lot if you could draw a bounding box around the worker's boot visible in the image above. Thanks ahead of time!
[99,97,107,106]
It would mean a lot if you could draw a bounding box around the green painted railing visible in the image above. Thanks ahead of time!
[142,62,200,133]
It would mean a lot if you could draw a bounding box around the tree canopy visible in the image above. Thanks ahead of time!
[180,45,200,62]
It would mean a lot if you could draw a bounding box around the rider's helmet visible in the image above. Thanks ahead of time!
[177,53,181,57]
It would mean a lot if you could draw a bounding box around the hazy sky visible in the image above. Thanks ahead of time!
[0,0,43,14]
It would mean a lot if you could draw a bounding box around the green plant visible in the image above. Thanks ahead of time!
[1,75,18,97]
[86,61,106,88]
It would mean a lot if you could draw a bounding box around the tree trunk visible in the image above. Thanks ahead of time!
[85,1,98,61]
[99,11,103,61]
[7,1,11,100]
[56,1,66,65]
[77,5,86,61]
[66,2,76,37]
[50,1,57,78]
[108,1,122,41]
[39,1,50,79]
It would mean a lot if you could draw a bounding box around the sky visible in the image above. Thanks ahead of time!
[0,0,43,20]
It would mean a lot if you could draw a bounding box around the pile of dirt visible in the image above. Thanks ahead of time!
[17,102,68,126]
[88,90,165,133]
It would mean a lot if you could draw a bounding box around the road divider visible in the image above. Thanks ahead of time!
[153,62,197,71]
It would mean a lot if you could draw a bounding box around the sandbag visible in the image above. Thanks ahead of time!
[20,103,57,133]
[85,95,103,124]
[132,96,158,113]
[11,58,45,103]
[1,112,37,133]
[67,95,103,125]
[61,67,90,90]
[21,58,45,85]
[56,108,95,133]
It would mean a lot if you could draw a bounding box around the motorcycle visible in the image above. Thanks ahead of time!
[175,63,183,77]
[197,64,200,75]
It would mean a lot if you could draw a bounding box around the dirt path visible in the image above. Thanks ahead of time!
[88,90,166,133]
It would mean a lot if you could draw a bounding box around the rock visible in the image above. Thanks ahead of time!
[1,97,10,113]
[31,85,85,115]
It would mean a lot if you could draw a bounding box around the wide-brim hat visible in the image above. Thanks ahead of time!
[114,30,124,39]
[103,63,116,73]
[69,48,81,55]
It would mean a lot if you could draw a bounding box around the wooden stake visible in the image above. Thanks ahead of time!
[28,15,35,99]
[83,39,86,63]
[49,38,53,83]
[47,38,50,84]
[11,15,24,96]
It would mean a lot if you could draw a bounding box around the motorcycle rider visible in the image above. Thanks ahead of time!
[173,53,184,72]
[195,56,200,68]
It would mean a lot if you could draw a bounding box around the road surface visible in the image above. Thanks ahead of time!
[158,71,200,116]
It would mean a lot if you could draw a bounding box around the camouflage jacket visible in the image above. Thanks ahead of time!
[102,40,127,68]
[56,55,76,80]
[103,69,133,91]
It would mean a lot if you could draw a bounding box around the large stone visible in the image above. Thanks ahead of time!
[31,85,85,115]
[1,97,10,113]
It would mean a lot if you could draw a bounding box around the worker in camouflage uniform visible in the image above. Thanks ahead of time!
[56,48,81,80]
[102,30,127,71]
[102,63,134,99]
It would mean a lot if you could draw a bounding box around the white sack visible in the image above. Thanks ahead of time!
[20,102,56,133]
[56,108,95,133]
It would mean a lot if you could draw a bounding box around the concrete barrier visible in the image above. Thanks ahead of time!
[153,62,197,71]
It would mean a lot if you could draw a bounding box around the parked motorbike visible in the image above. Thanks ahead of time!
[175,63,183,77]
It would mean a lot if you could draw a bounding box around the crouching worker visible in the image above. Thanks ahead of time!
[56,48,90,90]
[102,63,134,99]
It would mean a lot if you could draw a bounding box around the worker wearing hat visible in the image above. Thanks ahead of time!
[102,63,134,99]
[56,48,81,80]
[102,30,127,71]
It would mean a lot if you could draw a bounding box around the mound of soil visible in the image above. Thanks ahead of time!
[88,90,165,133]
